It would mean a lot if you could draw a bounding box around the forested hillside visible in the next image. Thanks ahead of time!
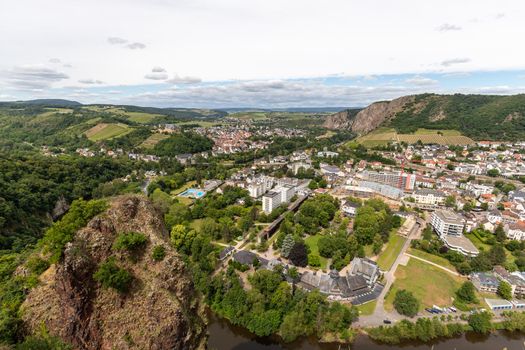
[389,94,525,140]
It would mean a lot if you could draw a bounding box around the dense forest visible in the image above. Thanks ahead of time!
[0,153,138,250]
[388,94,525,140]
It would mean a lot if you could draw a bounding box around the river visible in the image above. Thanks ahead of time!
[207,313,525,350]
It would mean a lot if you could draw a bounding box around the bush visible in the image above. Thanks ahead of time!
[151,245,166,261]
[393,289,419,317]
[456,281,478,304]
[308,254,321,267]
[25,256,50,275]
[112,232,148,252]
[93,258,132,293]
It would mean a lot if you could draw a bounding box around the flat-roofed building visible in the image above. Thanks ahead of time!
[262,190,281,214]
[431,210,479,256]
[412,189,446,207]
[431,210,465,237]
[485,298,513,311]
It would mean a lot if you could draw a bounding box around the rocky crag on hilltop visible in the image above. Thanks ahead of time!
[323,96,414,134]
[21,196,206,350]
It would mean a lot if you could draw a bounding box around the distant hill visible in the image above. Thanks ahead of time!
[16,99,82,107]
[224,107,353,113]
[324,94,525,141]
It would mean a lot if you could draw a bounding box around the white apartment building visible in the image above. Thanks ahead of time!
[412,189,446,206]
[431,210,465,237]
[262,191,282,214]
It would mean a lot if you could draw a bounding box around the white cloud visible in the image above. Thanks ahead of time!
[441,58,471,67]
[405,75,438,86]
[166,75,202,84]
[108,37,128,45]
[78,78,104,84]
[145,72,168,80]
[126,42,146,50]
[436,23,462,32]
[2,65,69,90]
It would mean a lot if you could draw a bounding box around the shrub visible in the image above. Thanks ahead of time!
[308,254,321,267]
[113,232,148,252]
[93,258,132,293]
[151,245,166,261]
[26,256,50,275]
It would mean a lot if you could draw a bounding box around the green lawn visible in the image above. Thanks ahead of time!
[85,123,132,141]
[304,234,328,269]
[126,112,161,123]
[384,258,464,312]
[140,133,170,148]
[464,233,515,263]
[364,244,375,258]
[407,248,457,271]
[189,218,205,232]
[376,234,406,271]
[357,300,377,316]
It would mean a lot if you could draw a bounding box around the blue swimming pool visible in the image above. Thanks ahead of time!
[178,188,206,199]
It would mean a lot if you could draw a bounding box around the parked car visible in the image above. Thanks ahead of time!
[383,319,392,324]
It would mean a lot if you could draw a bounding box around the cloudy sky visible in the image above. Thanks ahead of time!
[1,0,525,108]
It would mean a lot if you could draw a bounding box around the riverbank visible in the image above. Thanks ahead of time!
[206,309,525,349]
[207,312,525,349]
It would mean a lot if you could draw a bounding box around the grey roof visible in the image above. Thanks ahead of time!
[414,188,446,197]
[219,245,235,260]
[434,210,465,225]
[233,250,257,265]
[472,272,499,287]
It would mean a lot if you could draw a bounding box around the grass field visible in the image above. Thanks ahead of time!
[141,133,170,148]
[85,123,132,141]
[126,112,161,123]
[356,128,474,147]
[376,234,406,271]
[407,248,457,271]
[230,112,268,121]
[304,234,328,269]
[357,300,377,316]
[384,258,464,312]
[176,120,222,127]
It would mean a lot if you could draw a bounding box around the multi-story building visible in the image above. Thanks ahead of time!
[470,272,500,293]
[361,170,416,191]
[412,189,446,207]
[262,191,282,214]
[431,210,465,237]
[431,210,479,256]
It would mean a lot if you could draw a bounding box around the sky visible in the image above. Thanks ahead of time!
[1,0,525,108]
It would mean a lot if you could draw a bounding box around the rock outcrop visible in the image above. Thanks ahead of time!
[322,109,357,130]
[323,95,415,134]
[21,195,206,350]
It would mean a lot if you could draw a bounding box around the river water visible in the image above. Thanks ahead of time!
[207,313,525,350]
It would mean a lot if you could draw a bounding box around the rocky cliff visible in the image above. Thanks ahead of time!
[322,109,357,129]
[21,196,206,350]
[323,96,415,134]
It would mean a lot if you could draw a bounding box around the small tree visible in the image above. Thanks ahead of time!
[281,234,295,258]
[288,243,308,267]
[393,289,419,317]
[498,280,513,300]
[308,254,321,268]
[495,224,506,243]
[456,281,478,304]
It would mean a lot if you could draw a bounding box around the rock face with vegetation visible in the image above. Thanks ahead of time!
[322,109,360,130]
[21,196,206,350]
[324,93,525,140]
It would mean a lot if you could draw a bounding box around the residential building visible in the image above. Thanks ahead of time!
[471,272,500,293]
[361,170,416,191]
[431,210,465,237]
[505,221,525,241]
[412,189,446,207]
[262,191,281,214]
